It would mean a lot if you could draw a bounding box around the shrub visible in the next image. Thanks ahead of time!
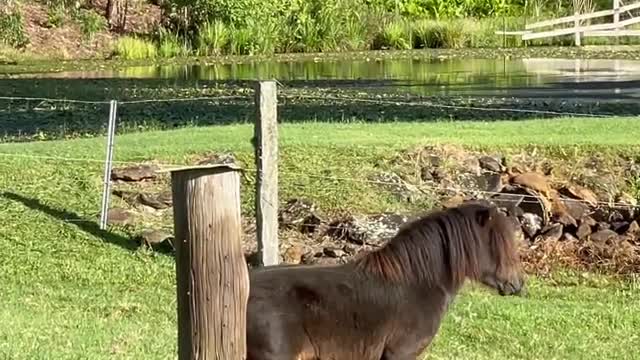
[157,29,191,58]
[373,18,413,50]
[0,6,29,48]
[196,20,229,56]
[75,9,107,40]
[113,36,157,60]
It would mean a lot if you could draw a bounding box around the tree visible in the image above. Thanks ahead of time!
[106,0,129,32]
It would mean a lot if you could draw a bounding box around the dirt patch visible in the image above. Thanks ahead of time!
[12,1,161,60]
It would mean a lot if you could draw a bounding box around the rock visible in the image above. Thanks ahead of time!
[611,221,631,234]
[106,208,134,226]
[576,221,592,240]
[520,213,543,239]
[614,192,637,220]
[442,194,465,208]
[596,221,611,231]
[196,152,237,166]
[370,172,422,203]
[475,172,504,193]
[537,223,563,242]
[279,198,324,234]
[580,216,597,227]
[563,233,578,242]
[510,172,551,196]
[625,221,640,237]
[112,190,139,205]
[491,185,549,225]
[138,192,172,210]
[478,156,503,173]
[111,164,158,182]
[589,229,619,243]
[283,244,305,264]
[138,229,174,251]
[326,213,410,246]
[559,185,599,207]
[560,197,590,219]
[554,212,577,228]
[420,166,434,182]
[323,247,346,258]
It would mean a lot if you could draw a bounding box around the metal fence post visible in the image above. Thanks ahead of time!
[99,100,118,230]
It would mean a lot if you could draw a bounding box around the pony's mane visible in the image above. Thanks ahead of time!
[353,203,515,288]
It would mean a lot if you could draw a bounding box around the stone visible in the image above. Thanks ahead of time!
[323,247,346,258]
[326,213,410,246]
[111,164,158,182]
[279,198,324,234]
[520,213,543,239]
[559,185,599,207]
[561,198,591,221]
[283,244,305,264]
[589,229,619,243]
[563,233,579,242]
[196,152,237,166]
[554,212,577,228]
[510,172,551,196]
[106,208,134,226]
[138,229,174,251]
[625,221,640,237]
[537,223,563,242]
[611,221,631,234]
[576,221,592,240]
[420,166,434,182]
[370,172,423,203]
[478,156,503,173]
[138,192,172,210]
[580,216,597,227]
[442,194,465,208]
[491,185,549,225]
[596,221,611,231]
[614,192,637,220]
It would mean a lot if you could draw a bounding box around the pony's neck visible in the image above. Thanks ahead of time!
[353,236,464,293]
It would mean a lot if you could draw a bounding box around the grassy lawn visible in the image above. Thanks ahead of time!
[1,117,640,359]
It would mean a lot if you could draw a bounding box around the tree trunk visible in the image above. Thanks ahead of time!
[106,0,129,32]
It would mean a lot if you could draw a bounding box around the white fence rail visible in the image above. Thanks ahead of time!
[498,0,640,45]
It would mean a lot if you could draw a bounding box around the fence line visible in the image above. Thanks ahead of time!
[0,150,634,210]
[283,94,610,118]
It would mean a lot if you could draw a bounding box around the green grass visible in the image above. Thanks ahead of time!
[113,36,158,60]
[1,119,640,358]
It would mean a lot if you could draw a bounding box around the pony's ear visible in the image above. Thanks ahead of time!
[475,207,492,226]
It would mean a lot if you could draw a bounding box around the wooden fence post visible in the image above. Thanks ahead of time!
[574,11,582,46]
[254,80,279,266]
[169,163,249,360]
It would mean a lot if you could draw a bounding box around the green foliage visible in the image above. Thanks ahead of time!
[157,29,191,58]
[113,36,157,60]
[46,5,66,28]
[196,20,229,56]
[0,6,29,48]
[373,18,413,50]
[74,9,107,40]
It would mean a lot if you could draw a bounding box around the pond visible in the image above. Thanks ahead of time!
[2,55,640,141]
[19,57,640,102]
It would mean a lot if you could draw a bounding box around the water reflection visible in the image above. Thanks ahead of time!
[12,57,640,100]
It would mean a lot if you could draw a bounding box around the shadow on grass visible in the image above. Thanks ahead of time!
[1,191,140,252]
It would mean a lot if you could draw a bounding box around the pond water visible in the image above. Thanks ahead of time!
[25,57,640,103]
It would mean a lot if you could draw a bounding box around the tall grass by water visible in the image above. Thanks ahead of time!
[111,15,640,60]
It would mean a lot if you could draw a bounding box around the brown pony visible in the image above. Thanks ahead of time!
[246,201,525,360]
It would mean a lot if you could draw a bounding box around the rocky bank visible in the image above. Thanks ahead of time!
[105,145,640,276]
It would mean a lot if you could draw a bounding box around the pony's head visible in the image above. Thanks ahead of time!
[462,202,526,296]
